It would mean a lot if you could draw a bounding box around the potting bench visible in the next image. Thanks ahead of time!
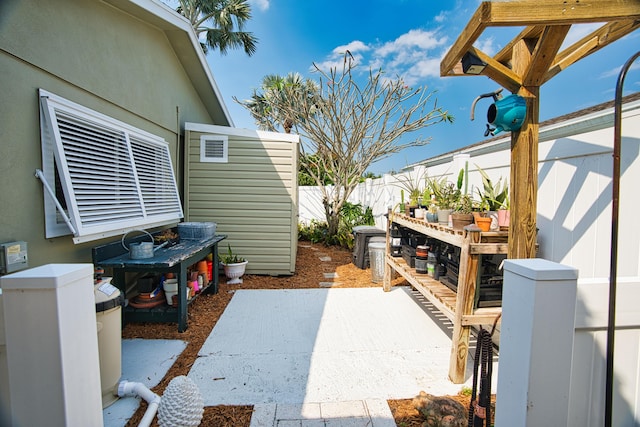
[383,212,506,383]
[92,233,226,332]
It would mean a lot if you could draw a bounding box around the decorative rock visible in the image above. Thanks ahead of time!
[157,376,204,427]
[412,391,466,427]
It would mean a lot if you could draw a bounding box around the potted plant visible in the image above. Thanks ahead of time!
[433,182,460,225]
[473,201,492,231]
[221,244,248,285]
[451,194,475,230]
[393,168,426,217]
[425,203,439,223]
[475,165,508,231]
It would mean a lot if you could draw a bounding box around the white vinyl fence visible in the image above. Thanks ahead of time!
[298,97,640,426]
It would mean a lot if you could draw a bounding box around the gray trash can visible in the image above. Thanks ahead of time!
[352,226,386,269]
[368,242,386,283]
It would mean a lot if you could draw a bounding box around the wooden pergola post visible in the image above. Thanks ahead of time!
[510,39,540,259]
[440,0,640,259]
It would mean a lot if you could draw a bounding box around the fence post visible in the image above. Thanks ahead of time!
[496,258,578,427]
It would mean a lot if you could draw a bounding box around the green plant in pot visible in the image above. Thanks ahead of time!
[433,182,460,225]
[475,165,508,230]
[221,244,248,285]
[392,168,426,217]
[398,189,406,213]
[451,194,475,230]
[425,202,439,223]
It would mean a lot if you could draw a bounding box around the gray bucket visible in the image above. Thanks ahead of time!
[121,230,165,259]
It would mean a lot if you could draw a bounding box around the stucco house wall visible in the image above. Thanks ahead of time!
[0,0,230,266]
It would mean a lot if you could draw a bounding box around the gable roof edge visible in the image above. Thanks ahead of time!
[103,0,234,126]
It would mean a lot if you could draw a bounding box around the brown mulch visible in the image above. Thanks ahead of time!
[121,241,476,427]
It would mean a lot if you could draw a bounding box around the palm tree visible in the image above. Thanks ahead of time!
[175,0,257,56]
[235,72,320,133]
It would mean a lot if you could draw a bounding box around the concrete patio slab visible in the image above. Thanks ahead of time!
[189,287,488,407]
[102,338,186,427]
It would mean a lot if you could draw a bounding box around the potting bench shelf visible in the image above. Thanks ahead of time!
[383,212,506,383]
[93,234,226,332]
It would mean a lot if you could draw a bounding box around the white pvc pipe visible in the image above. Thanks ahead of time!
[118,381,161,427]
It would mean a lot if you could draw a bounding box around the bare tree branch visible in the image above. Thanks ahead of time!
[237,53,454,239]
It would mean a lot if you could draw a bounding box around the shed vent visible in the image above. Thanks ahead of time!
[200,135,228,163]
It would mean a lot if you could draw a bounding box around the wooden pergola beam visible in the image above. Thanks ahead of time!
[544,19,640,83]
[482,0,640,26]
[467,46,522,93]
[523,25,571,86]
[493,25,545,65]
[441,1,640,79]
[440,3,490,77]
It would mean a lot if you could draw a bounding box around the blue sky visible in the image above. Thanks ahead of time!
[204,0,640,175]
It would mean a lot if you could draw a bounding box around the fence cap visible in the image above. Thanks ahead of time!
[504,258,578,281]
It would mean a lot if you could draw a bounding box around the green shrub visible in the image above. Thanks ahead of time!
[298,220,328,243]
[298,202,375,250]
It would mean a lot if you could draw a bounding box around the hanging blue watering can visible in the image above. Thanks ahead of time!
[471,88,527,136]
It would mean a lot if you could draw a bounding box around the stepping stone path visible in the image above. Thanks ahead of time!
[317,252,343,287]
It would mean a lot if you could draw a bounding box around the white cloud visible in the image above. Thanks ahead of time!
[332,40,370,55]
[375,29,447,57]
[316,28,449,86]
[434,11,447,23]
[600,62,640,79]
[249,0,270,11]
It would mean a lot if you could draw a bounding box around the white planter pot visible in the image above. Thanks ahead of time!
[222,261,248,285]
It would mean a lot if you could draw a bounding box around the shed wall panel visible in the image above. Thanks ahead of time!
[185,125,299,275]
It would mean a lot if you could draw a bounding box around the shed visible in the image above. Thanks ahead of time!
[184,124,300,276]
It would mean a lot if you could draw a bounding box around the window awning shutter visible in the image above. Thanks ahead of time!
[39,90,183,243]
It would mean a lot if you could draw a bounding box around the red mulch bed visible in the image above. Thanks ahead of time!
[121,241,482,426]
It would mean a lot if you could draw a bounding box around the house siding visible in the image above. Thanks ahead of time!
[185,125,299,276]
[0,0,227,267]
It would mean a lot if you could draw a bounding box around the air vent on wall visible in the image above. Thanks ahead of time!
[200,135,228,163]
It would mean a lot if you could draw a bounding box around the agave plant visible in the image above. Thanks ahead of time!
[221,244,246,265]
[475,165,508,211]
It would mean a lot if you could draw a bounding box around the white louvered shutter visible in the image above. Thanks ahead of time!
[39,90,183,243]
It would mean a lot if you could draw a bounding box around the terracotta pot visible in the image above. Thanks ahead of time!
[475,216,492,232]
[451,213,474,230]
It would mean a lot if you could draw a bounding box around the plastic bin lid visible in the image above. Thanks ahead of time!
[94,278,123,312]
[368,242,386,249]
[352,225,384,234]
